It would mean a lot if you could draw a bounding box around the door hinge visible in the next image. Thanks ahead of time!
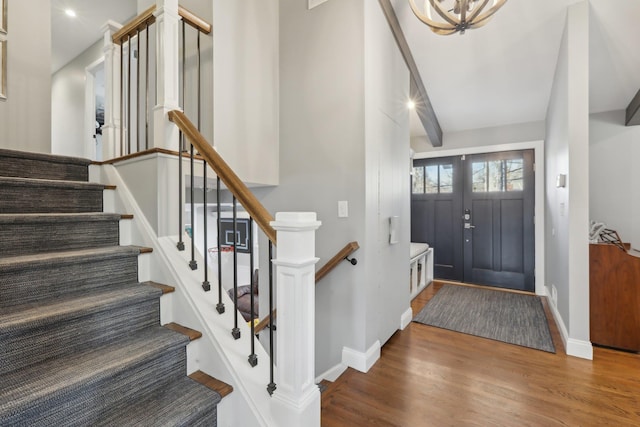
[533,163,536,172]
[533,215,535,224]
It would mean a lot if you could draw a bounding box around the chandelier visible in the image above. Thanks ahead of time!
[409,0,508,35]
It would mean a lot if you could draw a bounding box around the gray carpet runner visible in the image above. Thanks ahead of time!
[0,149,220,425]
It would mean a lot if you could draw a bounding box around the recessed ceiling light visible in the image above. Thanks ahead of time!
[407,100,416,110]
[65,9,77,18]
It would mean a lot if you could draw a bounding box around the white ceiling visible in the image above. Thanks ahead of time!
[51,0,137,73]
[393,0,640,138]
[51,1,640,139]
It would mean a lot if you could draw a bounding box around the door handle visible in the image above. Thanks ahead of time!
[464,223,475,229]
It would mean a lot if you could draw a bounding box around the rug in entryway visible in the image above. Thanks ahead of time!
[413,285,555,353]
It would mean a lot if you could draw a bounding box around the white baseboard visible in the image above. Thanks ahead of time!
[315,363,347,383]
[400,307,413,330]
[342,340,381,373]
[546,286,593,360]
[566,338,593,360]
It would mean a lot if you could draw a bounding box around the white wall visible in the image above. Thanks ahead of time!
[212,0,279,186]
[412,120,546,153]
[544,1,591,359]
[255,0,366,375]
[0,0,51,153]
[363,0,411,351]
[51,40,104,158]
[254,0,411,377]
[589,110,640,243]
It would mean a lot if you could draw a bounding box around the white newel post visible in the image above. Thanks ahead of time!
[101,20,123,160]
[154,0,181,151]
[270,212,322,427]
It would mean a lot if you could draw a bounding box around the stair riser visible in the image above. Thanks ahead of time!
[4,347,188,427]
[0,157,88,181]
[0,185,103,214]
[0,220,119,257]
[0,299,160,375]
[0,254,139,308]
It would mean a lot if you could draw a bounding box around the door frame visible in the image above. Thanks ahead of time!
[84,57,105,161]
[414,140,545,296]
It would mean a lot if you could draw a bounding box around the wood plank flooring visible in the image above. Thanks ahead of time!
[321,281,640,426]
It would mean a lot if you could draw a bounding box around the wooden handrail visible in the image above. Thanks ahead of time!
[315,241,359,283]
[254,241,360,334]
[168,110,277,244]
[113,5,155,43]
[113,5,211,44]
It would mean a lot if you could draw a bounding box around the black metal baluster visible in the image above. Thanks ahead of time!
[216,176,225,314]
[202,161,210,291]
[177,130,185,251]
[127,35,132,155]
[119,37,124,156]
[136,29,141,153]
[267,241,276,395]
[145,22,150,151]
[231,197,240,340]
[248,218,257,367]
[197,30,201,131]
[181,20,185,115]
[189,143,197,270]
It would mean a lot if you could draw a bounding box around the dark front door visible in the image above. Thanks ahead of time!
[411,156,463,281]
[411,149,535,292]
[463,150,535,291]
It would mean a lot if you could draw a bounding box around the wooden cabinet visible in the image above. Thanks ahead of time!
[590,243,640,352]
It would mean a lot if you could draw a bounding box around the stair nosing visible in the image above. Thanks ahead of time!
[0,176,105,189]
[0,246,141,270]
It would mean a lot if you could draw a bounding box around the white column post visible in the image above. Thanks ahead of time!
[101,20,123,160]
[153,0,181,151]
[270,212,322,427]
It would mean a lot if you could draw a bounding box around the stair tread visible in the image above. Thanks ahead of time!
[95,376,220,427]
[189,370,234,398]
[0,282,161,327]
[164,322,203,341]
[145,281,176,294]
[0,246,142,269]
[0,148,91,166]
[0,212,123,224]
[0,176,105,189]
[0,327,189,410]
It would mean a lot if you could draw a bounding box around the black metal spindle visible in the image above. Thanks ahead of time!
[127,36,132,155]
[177,130,185,251]
[136,29,141,153]
[202,161,210,291]
[267,241,276,395]
[145,23,150,150]
[248,218,257,367]
[197,30,201,131]
[216,176,225,314]
[231,197,240,340]
[119,37,124,156]
[181,21,185,115]
[189,144,197,270]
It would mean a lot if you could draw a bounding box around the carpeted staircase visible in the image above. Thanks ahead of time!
[0,149,222,426]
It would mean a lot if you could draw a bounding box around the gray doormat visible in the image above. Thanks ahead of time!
[413,285,555,353]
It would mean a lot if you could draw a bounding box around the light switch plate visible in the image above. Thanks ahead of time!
[338,201,348,218]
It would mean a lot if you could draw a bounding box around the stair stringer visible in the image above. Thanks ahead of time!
[93,163,276,427]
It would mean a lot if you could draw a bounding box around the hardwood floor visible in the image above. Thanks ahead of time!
[321,281,640,426]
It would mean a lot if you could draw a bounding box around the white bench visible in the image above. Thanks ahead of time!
[410,243,433,300]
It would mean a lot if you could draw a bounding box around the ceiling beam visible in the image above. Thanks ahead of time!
[378,0,443,147]
[626,88,640,126]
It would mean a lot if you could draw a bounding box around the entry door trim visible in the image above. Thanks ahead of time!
[413,140,545,296]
